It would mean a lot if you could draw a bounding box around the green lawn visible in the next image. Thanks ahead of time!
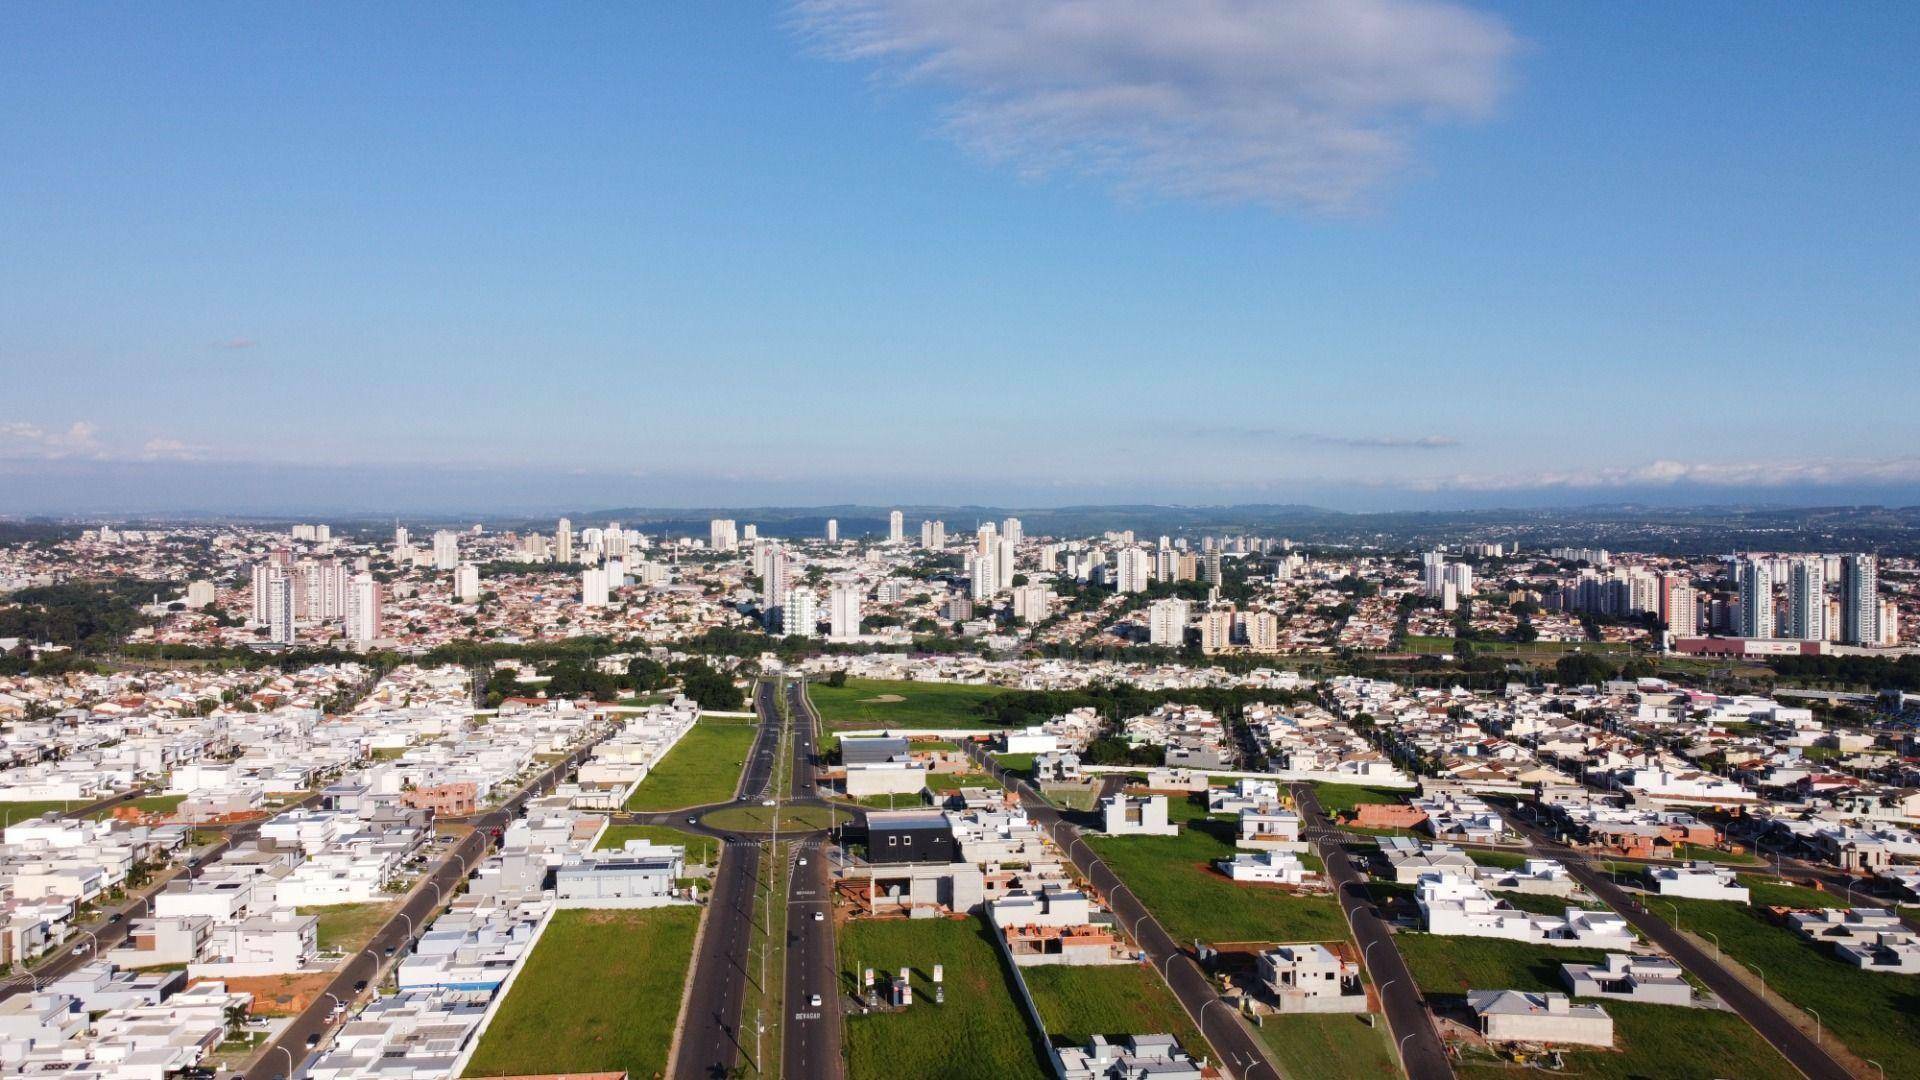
[839,916,1049,1079]
[1255,1013,1400,1080]
[463,907,699,1079]
[1659,880,1920,1077]
[1454,999,1798,1080]
[807,678,1010,732]
[1311,782,1407,818]
[594,823,716,865]
[1085,794,1349,946]
[1393,934,1610,996]
[622,720,759,811]
[1042,784,1100,811]
[1467,850,1530,870]
[994,752,1037,775]
[927,771,1001,793]
[1671,842,1762,865]
[299,901,396,954]
[0,799,87,823]
[1021,962,1206,1058]
[88,793,188,819]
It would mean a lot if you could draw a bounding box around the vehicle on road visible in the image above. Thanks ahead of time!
[813,911,824,922]
[762,799,775,807]
[810,993,822,1007]
[305,1033,321,1048]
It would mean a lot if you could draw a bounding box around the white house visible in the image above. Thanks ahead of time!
[1467,990,1614,1047]
[1561,954,1694,1006]
[1217,851,1312,885]
[1099,794,1179,837]
[1650,863,1750,903]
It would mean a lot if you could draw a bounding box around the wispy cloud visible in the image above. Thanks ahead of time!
[209,338,256,350]
[792,0,1516,212]
[0,420,105,460]
[1403,457,1920,492]
[1303,432,1460,449]
[140,437,206,461]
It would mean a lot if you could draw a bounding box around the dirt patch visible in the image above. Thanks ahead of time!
[859,694,906,703]
[211,971,336,1016]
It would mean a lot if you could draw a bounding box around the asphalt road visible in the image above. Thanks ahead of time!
[1290,783,1453,1080]
[781,681,844,1080]
[969,745,1285,1080]
[672,680,786,1080]
[1499,804,1853,1080]
[242,731,611,1080]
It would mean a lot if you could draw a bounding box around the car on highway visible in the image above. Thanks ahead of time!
[798,857,807,865]
[305,1033,322,1048]
[353,979,368,992]
[687,817,697,824]
[813,911,824,921]
[810,993,822,1007]
[762,798,776,807]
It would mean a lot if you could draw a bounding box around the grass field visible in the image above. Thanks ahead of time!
[594,823,717,865]
[88,793,187,819]
[927,770,1001,793]
[807,678,1010,732]
[1659,879,1920,1077]
[463,907,699,1080]
[1393,934,1610,996]
[1454,1000,1798,1080]
[1255,1013,1400,1080]
[1310,782,1408,818]
[1403,636,1638,659]
[0,799,86,823]
[1042,784,1100,811]
[622,720,759,811]
[299,901,395,955]
[839,916,1049,1079]
[1020,962,1206,1058]
[1670,842,1761,865]
[1085,794,1349,945]
[993,752,1037,775]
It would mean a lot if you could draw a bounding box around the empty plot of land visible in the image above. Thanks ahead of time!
[594,823,716,865]
[838,916,1049,1080]
[1254,1013,1399,1080]
[299,901,397,955]
[1085,794,1348,945]
[1021,962,1206,1059]
[808,678,1009,732]
[1453,1000,1797,1080]
[622,719,758,811]
[462,906,699,1079]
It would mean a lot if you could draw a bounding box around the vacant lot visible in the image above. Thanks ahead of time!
[1454,999,1797,1080]
[1394,934,1609,996]
[1021,963,1205,1058]
[298,901,395,955]
[1255,1013,1399,1080]
[1310,782,1408,818]
[808,678,1009,732]
[1086,794,1348,945]
[839,916,1049,1079]
[594,823,716,865]
[622,720,758,811]
[89,793,188,819]
[1662,879,1920,1077]
[463,906,699,1079]
[0,799,85,823]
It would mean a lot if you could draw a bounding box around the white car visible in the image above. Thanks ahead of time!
[810,993,822,1007]
[762,799,776,807]
[813,911,825,922]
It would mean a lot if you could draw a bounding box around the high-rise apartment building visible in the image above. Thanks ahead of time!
[1788,557,1826,641]
[266,575,296,645]
[454,562,481,604]
[432,530,460,570]
[1115,548,1152,593]
[826,518,838,543]
[1002,517,1022,547]
[345,573,382,645]
[888,510,905,544]
[781,587,817,637]
[709,519,737,552]
[762,547,790,625]
[1011,584,1052,623]
[581,567,610,608]
[1737,557,1774,639]
[1198,607,1234,653]
[1244,610,1280,652]
[971,539,1001,599]
[828,584,861,639]
[1201,552,1224,587]
[1841,554,1880,646]
[1147,598,1190,647]
[1422,551,1447,597]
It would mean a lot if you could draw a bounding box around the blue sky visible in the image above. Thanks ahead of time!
[2,2,1916,514]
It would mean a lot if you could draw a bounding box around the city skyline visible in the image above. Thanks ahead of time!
[4,3,1918,512]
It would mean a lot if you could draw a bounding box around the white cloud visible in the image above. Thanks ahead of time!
[0,420,105,460]
[1404,457,1920,492]
[140,437,205,461]
[792,0,1515,212]
[209,338,256,350]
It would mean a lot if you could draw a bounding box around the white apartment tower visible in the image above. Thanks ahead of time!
[1147,598,1190,647]
[1422,551,1447,596]
[828,584,862,639]
[762,547,791,624]
[971,539,1001,600]
[266,575,296,645]
[1841,554,1880,646]
[1737,557,1774,639]
[1002,517,1022,546]
[431,530,460,570]
[826,518,838,543]
[345,573,382,645]
[454,562,481,604]
[580,567,610,608]
[709,519,738,552]
[781,587,817,637]
[888,510,905,544]
[1011,584,1052,623]
[1115,548,1152,593]
[555,518,574,563]
[1788,557,1826,641]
